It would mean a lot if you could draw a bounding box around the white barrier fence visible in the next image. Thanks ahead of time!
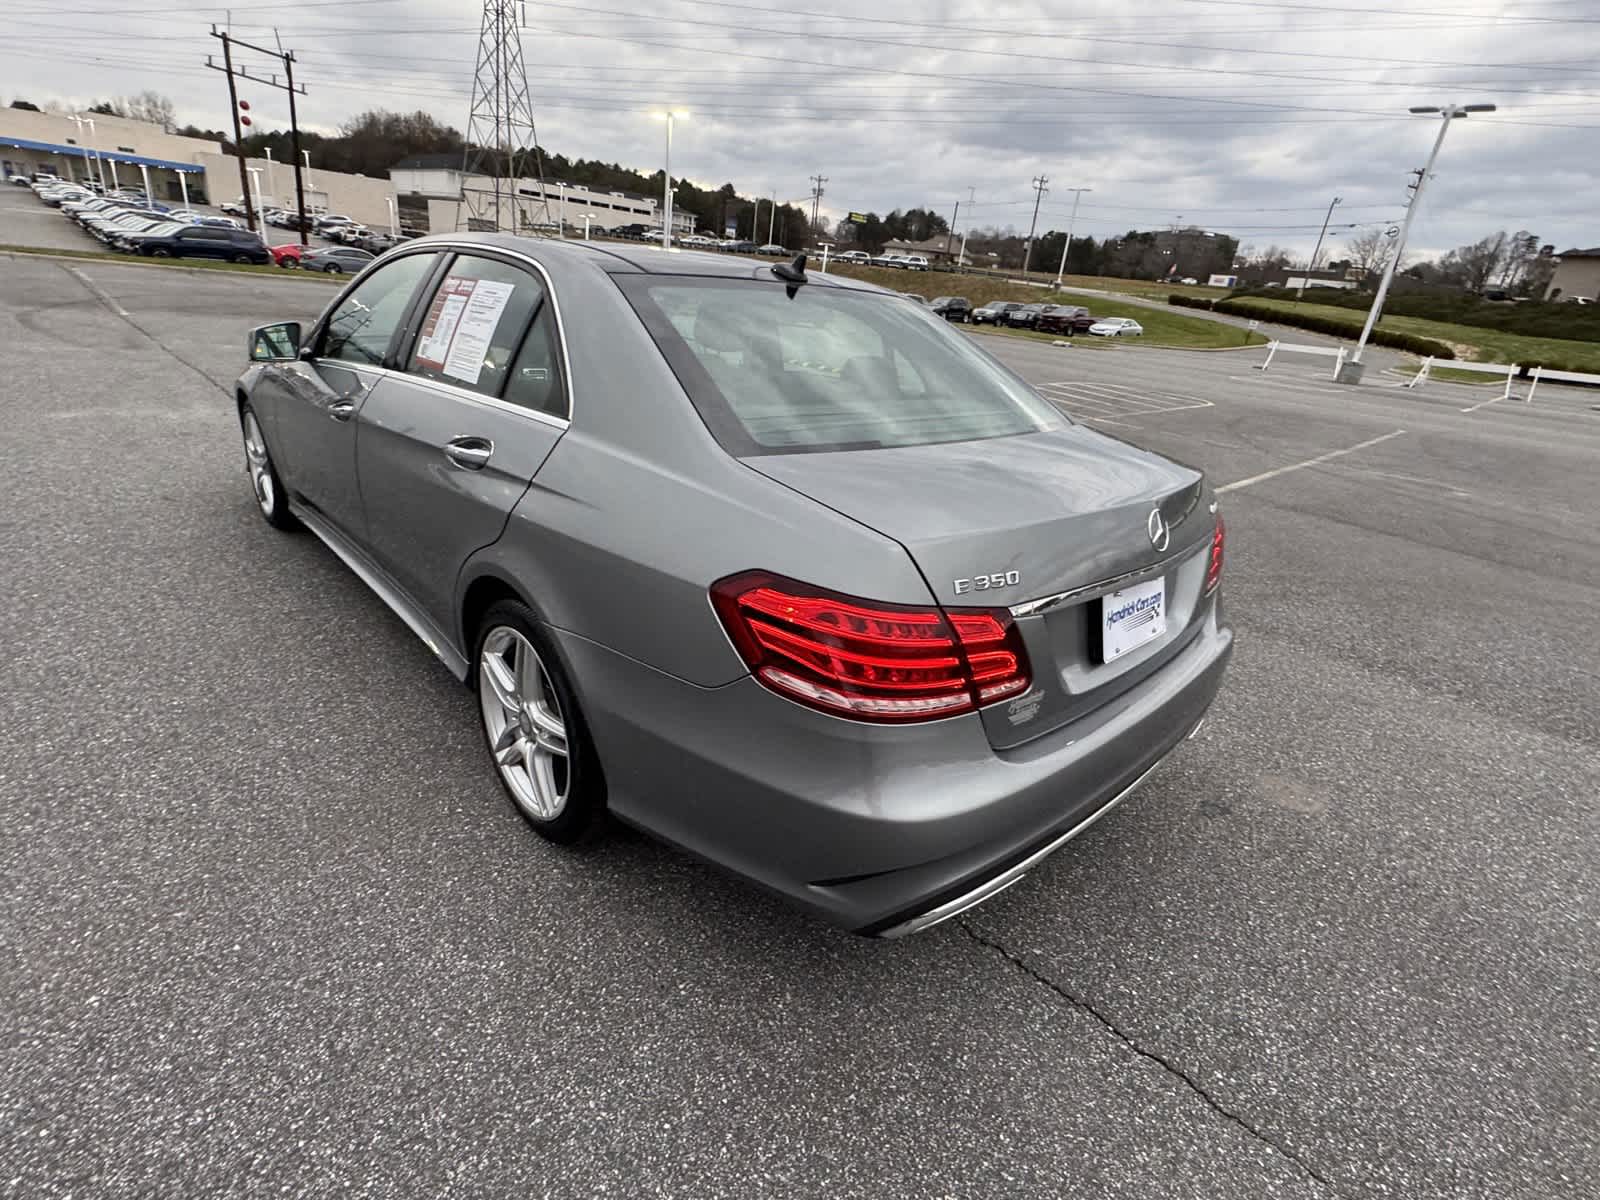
[1407,357,1600,402]
[1254,340,1350,379]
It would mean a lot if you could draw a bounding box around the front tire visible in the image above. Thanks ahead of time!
[239,404,300,531]
[475,601,605,843]
[325,263,343,274]
[231,253,252,264]
[150,248,171,257]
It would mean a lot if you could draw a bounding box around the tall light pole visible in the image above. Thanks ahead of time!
[768,189,777,246]
[556,180,568,237]
[1343,102,1496,380]
[264,146,276,207]
[1297,195,1341,301]
[72,115,106,191]
[1053,186,1091,288]
[653,110,687,250]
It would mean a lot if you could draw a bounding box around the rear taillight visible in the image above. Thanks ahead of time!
[1204,515,1225,595]
[710,571,1032,723]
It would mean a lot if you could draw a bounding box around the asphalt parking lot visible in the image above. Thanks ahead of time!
[2,250,1597,1200]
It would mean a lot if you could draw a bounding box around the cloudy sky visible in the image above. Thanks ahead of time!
[7,0,1597,258]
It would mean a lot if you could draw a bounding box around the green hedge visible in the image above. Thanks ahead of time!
[1226,285,1600,342]
[1168,294,1215,310]
[1209,298,1456,359]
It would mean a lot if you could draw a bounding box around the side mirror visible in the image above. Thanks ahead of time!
[249,321,302,362]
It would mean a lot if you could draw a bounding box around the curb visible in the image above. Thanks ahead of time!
[2,248,341,284]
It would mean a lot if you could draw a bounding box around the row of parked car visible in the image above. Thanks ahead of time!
[923,296,1145,337]
[833,250,932,271]
[218,199,414,255]
[27,177,275,262]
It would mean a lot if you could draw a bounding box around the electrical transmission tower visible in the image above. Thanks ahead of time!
[458,0,548,234]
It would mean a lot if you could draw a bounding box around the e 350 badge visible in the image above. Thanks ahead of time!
[953,570,1020,595]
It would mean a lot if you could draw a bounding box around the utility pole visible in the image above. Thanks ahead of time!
[1021,174,1048,275]
[1297,195,1341,301]
[809,174,827,233]
[959,185,975,272]
[283,50,308,245]
[206,26,310,244]
[945,200,958,260]
[1343,101,1496,381]
[769,189,776,246]
[214,31,257,235]
[1053,187,1091,288]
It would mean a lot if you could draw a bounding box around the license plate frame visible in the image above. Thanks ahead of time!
[1100,577,1167,663]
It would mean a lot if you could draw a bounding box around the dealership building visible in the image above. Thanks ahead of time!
[3,109,695,239]
[0,107,399,229]
[391,155,695,237]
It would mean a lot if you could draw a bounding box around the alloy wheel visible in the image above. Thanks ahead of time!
[242,411,276,516]
[478,627,570,821]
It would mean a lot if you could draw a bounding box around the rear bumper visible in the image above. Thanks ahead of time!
[551,602,1232,935]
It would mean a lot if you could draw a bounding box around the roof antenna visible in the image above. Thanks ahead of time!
[771,252,807,284]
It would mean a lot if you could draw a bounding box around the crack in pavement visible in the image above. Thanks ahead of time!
[959,920,1339,1194]
[61,264,232,395]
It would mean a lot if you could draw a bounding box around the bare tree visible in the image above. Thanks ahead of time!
[115,91,177,131]
[1439,231,1508,293]
[1344,226,1394,277]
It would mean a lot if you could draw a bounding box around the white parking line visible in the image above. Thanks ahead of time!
[1216,429,1407,494]
[66,265,129,317]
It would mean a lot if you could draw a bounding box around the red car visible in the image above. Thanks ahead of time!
[269,243,307,268]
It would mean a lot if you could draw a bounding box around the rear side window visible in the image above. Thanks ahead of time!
[620,278,1065,455]
[404,255,544,400]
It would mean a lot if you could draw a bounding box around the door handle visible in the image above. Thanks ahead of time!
[328,398,358,421]
[443,437,494,470]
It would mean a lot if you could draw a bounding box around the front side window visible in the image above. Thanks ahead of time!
[621,278,1066,456]
[319,252,435,367]
[404,255,544,399]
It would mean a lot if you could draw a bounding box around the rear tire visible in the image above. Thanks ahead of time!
[326,263,343,274]
[474,601,605,844]
[151,248,171,257]
[231,253,251,264]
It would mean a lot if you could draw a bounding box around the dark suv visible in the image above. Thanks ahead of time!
[1036,306,1095,336]
[134,226,270,264]
[1005,303,1052,329]
[970,301,1024,326]
[929,296,972,323]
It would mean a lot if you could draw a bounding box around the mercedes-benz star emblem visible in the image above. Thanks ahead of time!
[1147,506,1170,552]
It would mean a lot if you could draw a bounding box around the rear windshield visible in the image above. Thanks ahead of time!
[621,277,1065,455]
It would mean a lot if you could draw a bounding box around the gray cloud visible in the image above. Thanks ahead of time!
[6,0,1596,257]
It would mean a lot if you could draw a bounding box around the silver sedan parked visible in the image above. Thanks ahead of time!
[236,234,1232,936]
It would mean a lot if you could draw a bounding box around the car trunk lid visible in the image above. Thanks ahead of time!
[745,424,1214,748]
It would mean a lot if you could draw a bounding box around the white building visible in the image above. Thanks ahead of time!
[392,156,694,236]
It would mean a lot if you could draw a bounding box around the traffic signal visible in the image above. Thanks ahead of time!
[238,99,251,128]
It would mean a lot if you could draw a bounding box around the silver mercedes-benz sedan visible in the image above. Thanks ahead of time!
[235,234,1232,936]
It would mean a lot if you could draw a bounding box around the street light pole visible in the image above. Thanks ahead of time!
[1298,194,1341,301]
[768,190,776,246]
[1053,187,1091,288]
[652,111,687,250]
[1346,102,1496,375]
